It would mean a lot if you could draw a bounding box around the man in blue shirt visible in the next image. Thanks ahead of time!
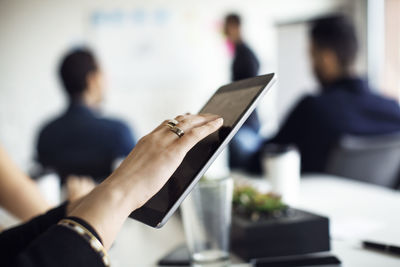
[251,15,400,174]
[37,49,136,182]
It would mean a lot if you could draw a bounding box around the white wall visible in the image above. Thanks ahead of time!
[0,0,346,171]
[275,23,319,125]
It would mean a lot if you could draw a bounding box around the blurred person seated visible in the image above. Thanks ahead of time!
[249,15,400,174]
[36,48,136,183]
[224,13,263,174]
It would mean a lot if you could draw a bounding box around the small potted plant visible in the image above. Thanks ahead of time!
[233,185,291,222]
[231,184,330,260]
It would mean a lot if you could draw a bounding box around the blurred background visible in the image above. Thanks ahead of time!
[2,1,400,266]
[1,0,398,171]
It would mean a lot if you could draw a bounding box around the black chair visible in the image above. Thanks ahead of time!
[325,133,400,189]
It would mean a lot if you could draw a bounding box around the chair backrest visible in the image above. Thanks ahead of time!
[325,133,400,189]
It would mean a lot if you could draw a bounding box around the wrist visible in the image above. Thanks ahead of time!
[68,177,138,250]
[105,172,145,212]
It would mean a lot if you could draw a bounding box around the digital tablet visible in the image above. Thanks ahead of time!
[129,73,276,228]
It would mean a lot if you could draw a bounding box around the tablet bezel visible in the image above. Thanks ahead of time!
[129,73,276,228]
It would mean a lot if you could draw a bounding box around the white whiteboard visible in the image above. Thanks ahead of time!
[276,22,318,124]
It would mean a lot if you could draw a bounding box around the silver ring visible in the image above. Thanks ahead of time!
[167,119,179,129]
[169,125,184,138]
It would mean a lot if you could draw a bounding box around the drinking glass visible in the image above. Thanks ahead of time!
[181,177,233,266]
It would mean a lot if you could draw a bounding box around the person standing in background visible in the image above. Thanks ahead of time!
[36,48,136,184]
[224,13,263,174]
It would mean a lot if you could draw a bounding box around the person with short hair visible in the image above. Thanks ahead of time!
[36,48,136,183]
[255,15,400,174]
[224,13,263,174]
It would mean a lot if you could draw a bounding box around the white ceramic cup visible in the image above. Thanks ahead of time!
[262,145,300,205]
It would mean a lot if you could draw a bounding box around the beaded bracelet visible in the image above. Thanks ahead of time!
[58,219,110,267]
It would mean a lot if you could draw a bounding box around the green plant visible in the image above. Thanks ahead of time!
[233,185,288,220]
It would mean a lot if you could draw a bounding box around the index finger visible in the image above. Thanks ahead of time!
[176,117,224,150]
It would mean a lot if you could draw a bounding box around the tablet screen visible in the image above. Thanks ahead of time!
[129,74,275,227]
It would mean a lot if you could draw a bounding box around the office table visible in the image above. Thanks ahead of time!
[109,175,400,266]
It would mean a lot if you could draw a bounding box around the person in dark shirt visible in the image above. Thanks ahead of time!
[224,13,263,173]
[36,49,136,183]
[257,15,400,174]
[1,113,223,267]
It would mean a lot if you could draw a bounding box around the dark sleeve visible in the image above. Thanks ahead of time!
[249,97,313,174]
[268,96,314,145]
[233,47,260,81]
[0,203,67,264]
[0,208,105,267]
[36,127,48,167]
[113,121,136,158]
[12,224,105,267]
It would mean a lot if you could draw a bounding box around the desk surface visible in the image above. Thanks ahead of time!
[109,175,400,266]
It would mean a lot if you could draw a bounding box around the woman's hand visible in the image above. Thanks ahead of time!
[69,114,223,250]
[111,113,223,208]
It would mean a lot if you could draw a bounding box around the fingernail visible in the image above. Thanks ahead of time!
[215,117,224,124]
